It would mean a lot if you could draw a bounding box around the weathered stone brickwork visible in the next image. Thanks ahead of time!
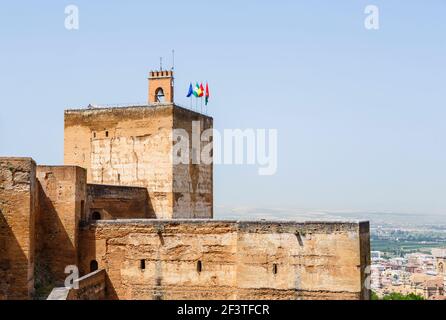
[35,166,86,288]
[0,158,37,299]
[79,220,370,300]
[172,107,213,218]
[64,104,213,219]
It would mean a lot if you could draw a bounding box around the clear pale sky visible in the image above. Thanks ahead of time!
[0,1,445,215]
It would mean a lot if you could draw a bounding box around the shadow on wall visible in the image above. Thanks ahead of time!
[146,189,156,219]
[0,211,28,300]
[79,233,119,300]
[35,181,76,295]
[87,184,156,219]
[105,271,118,299]
[78,218,117,300]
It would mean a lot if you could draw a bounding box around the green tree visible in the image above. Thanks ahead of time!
[381,292,424,300]
[371,291,380,300]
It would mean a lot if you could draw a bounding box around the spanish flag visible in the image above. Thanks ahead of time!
[199,83,204,97]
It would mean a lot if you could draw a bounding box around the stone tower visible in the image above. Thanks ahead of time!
[148,70,174,104]
[64,70,213,219]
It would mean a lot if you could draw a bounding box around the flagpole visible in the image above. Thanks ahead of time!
[200,82,204,114]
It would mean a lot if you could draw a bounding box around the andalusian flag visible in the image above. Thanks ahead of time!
[205,83,210,105]
[193,83,204,97]
[193,83,200,97]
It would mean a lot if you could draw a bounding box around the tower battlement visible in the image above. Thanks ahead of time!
[148,69,174,104]
[149,70,174,78]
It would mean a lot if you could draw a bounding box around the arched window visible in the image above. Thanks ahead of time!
[273,264,278,275]
[197,260,202,273]
[91,211,101,221]
[90,260,98,272]
[155,87,165,103]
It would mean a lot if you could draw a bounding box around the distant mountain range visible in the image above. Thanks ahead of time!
[215,206,446,227]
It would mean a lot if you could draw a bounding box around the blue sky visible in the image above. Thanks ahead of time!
[0,1,445,215]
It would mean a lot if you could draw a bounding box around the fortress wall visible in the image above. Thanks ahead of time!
[79,220,370,300]
[35,166,86,286]
[0,157,37,299]
[64,106,175,218]
[235,222,369,300]
[78,220,238,299]
[172,107,213,218]
[87,184,154,220]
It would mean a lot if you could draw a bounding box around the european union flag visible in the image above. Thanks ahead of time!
[186,83,193,97]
